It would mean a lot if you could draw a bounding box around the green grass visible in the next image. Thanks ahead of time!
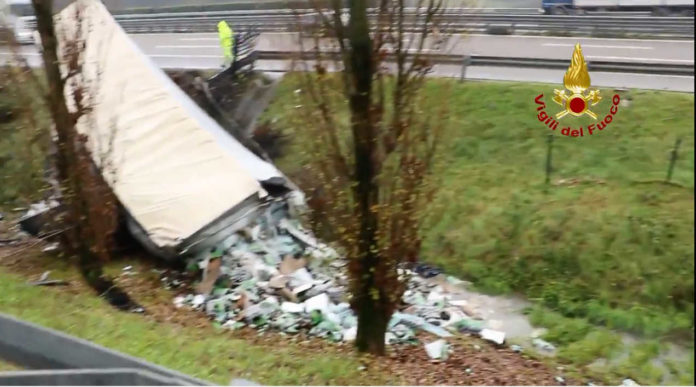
[0,68,51,208]
[0,359,22,371]
[261,77,694,384]
[262,77,694,337]
[0,268,387,385]
[422,83,694,338]
[3,66,693,384]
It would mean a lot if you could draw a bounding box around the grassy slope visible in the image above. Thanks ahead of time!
[422,82,694,336]
[0,69,50,207]
[261,77,694,384]
[0,267,385,385]
[0,359,22,371]
[1,71,385,386]
[3,68,692,383]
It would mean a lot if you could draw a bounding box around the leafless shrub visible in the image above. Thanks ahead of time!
[289,0,453,353]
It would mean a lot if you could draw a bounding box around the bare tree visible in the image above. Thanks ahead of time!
[29,0,139,311]
[293,0,451,354]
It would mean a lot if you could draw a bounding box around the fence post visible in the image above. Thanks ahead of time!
[666,137,682,183]
[460,55,471,83]
[545,134,554,185]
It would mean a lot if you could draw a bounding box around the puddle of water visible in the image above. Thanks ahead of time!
[589,334,693,385]
[427,274,692,384]
[451,286,535,339]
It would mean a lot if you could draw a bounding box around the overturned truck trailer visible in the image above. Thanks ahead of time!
[55,0,299,260]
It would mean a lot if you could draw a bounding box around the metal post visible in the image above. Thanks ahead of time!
[545,134,554,185]
[666,137,682,183]
[460,55,471,83]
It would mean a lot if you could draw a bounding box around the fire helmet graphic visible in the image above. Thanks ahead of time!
[553,44,601,120]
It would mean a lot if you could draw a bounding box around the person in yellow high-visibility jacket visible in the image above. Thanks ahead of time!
[217,20,234,67]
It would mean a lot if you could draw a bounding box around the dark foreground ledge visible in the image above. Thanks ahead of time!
[0,312,256,386]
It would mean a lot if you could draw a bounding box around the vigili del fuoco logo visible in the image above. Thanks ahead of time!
[534,43,621,137]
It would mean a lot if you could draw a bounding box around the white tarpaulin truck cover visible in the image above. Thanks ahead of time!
[54,0,287,254]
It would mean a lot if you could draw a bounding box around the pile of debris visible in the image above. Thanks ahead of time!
[173,199,506,355]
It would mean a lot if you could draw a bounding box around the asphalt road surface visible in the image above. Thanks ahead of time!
[1,32,693,92]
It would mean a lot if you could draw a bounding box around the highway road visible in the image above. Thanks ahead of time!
[1,32,693,92]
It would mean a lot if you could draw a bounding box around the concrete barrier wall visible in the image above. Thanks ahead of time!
[65,0,541,13]
[0,368,189,385]
[0,313,213,385]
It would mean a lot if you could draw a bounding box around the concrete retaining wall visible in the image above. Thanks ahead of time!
[0,312,217,385]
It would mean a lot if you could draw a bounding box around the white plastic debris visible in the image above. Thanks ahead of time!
[192,294,206,308]
[281,302,304,313]
[287,190,306,213]
[169,198,529,348]
[253,263,277,281]
[292,283,313,296]
[426,287,449,305]
[424,339,449,360]
[42,242,59,253]
[329,302,350,313]
[532,338,556,352]
[23,200,59,218]
[440,307,468,328]
[304,293,330,314]
[290,267,313,284]
[390,312,453,338]
[244,296,279,322]
[222,234,241,250]
[279,218,319,248]
[480,328,505,345]
[448,299,468,307]
[173,296,186,308]
[341,326,357,342]
[323,312,341,325]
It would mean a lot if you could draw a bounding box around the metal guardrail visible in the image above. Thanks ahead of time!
[255,51,695,76]
[2,30,691,75]
[23,9,694,38]
[0,312,257,386]
[0,369,197,385]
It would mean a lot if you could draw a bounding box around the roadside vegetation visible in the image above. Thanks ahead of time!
[0,262,386,384]
[0,359,21,371]
[261,76,695,384]
[0,247,588,385]
[0,68,50,207]
[2,65,693,385]
[1,66,597,385]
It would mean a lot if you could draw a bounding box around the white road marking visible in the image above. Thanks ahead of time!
[130,32,694,45]
[148,54,219,58]
[467,33,693,44]
[178,38,219,41]
[542,43,654,50]
[156,45,220,48]
[592,72,694,79]
[586,55,693,63]
[0,51,40,56]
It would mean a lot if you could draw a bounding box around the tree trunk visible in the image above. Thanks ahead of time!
[347,0,392,355]
[31,0,72,184]
[355,295,390,354]
[30,0,141,313]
